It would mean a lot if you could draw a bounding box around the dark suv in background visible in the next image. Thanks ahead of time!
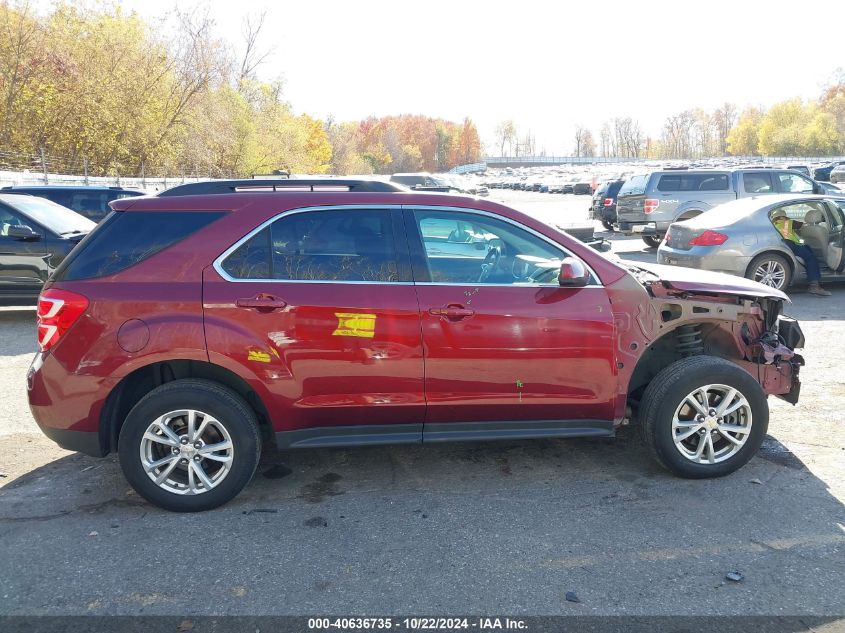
[1,186,144,222]
[812,160,845,182]
[590,179,625,230]
[0,193,95,305]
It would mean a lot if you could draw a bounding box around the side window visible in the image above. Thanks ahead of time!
[656,174,729,192]
[743,173,773,194]
[777,172,814,194]
[772,202,822,222]
[413,210,571,285]
[221,209,400,283]
[0,207,27,237]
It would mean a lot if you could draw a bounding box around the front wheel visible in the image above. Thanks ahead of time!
[747,253,791,290]
[642,234,662,248]
[639,356,768,478]
[118,379,261,512]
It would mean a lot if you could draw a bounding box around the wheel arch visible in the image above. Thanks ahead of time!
[627,320,747,402]
[745,249,796,278]
[100,359,274,454]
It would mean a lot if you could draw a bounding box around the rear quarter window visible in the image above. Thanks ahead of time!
[618,174,650,196]
[52,211,225,281]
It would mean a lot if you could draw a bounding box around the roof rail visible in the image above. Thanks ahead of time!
[157,178,406,197]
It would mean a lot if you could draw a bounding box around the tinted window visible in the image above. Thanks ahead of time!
[606,181,625,197]
[743,173,773,194]
[618,174,650,196]
[657,173,729,192]
[54,211,224,281]
[413,210,571,285]
[222,209,400,282]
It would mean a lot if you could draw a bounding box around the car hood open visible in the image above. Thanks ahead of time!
[634,262,790,301]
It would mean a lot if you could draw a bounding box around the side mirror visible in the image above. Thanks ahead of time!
[7,225,40,240]
[558,257,590,287]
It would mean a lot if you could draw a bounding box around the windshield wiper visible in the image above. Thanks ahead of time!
[60,229,87,236]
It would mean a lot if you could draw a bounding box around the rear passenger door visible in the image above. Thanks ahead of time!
[202,206,425,446]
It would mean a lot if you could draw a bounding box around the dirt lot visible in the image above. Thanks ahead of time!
[0,192,843,617]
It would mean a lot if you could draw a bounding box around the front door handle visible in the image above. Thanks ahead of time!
[429,304,475,321]
[236,294,287,311]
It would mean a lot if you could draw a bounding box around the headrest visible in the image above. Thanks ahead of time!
[804,209,824,224]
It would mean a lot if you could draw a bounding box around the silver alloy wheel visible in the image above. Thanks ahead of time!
[140,409,234,495]
[753,259,786,289]
[671,384,752,465]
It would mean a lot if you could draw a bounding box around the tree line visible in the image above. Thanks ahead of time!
[494,71,845,160]
[0,2,481,177]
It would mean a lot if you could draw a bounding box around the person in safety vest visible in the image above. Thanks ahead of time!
[771,208,830,296]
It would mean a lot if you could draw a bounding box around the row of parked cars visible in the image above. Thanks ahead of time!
[586,166,845,291]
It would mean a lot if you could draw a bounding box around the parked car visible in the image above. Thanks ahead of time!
[389,173,450,192]
[781,164,811,178]
[1,186,144,222]
[812,160,845,182]
[0,193,95,305]
[28,181,805,511]
[657,194,845,290]
[590,179,625,230]
[616,168,824,248]
[830,164,845,184]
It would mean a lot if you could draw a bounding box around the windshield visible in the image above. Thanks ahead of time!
[0,194,96,235]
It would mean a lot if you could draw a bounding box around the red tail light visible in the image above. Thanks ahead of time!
[643,199,659,214]
[688,230,728,246]
[37,289,89,352]
[603,198,614,207]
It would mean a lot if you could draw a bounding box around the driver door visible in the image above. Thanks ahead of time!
[404,207,617,433]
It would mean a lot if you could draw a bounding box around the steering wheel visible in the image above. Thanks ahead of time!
[478,246,502,282]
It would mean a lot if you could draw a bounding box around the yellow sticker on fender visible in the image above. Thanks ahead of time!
[247,350,272,363]
[333,312,377,338]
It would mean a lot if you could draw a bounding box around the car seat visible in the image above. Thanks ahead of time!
[798,209,828,261]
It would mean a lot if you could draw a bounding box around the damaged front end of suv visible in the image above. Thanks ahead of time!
[607,262,804,424]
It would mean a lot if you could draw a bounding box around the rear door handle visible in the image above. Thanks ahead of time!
[429,304,475,320]
[236,294,287,311]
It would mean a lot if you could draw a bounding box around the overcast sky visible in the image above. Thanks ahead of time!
[111,0,841,153]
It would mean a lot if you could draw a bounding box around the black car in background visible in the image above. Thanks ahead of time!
[0,185,144,222]
[590,179,625,230]
[0,193,95,305]
[812,160,845,182]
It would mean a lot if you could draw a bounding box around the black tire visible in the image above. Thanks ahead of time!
[642,234,662,248]
[746,253,792,290]
[639,356,768,479]
[118,379,261,512]
[602,220,614,231]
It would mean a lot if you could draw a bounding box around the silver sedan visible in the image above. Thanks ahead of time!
[657,194,845,290]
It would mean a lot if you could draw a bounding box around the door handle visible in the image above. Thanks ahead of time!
[429,304,475,320]
[236,294,287,311]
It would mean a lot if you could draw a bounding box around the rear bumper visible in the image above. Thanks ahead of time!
[614,220,671,235]
[27,352,109,457]
[657,245,750,276]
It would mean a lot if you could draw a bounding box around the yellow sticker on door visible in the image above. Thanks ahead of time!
[333,313,377,338]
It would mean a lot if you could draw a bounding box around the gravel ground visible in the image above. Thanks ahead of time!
[0,192,843,618]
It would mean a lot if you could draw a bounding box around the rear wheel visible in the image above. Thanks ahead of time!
[642,235,662,248]
[118,379,261,512]
[747,253,791,290]
[640,356,768,478]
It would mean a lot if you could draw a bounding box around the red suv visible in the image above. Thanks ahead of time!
[27,182,805,511]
